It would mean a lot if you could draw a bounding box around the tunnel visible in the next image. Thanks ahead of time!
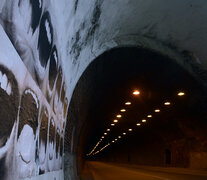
[66,47,207,179]
[1,0,207,180]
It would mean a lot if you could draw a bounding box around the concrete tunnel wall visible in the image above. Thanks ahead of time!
[0,0,207,179]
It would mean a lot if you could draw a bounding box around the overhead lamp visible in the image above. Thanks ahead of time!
[107,129,110,131]
[142,119,146,123]
[116,115,122,118]
[104,133,107,135]
[118,136,121,139]
[128,129,132,132]
[133,90,140,95]
[136,123,141,126]
[101,136,104,138]
[120,109,126,112]
[115,139,117,141]
[147,115,152,118]
[164,102,171,105]
[113,120,118,123]
[125,102,131,105]
[123,132,126,135]
[178,92,185,96]
[155,109,160,112]
[111,123,115,126]
[112,140,115,143]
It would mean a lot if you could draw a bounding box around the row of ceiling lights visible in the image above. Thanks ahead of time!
[86,90,185,156]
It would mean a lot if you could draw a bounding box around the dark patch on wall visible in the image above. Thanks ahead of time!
[56,131,60,158]
[30,0,43,33]
[39,107,49,153]
[60,137,63,156]
[0,65,19,147]
[74,0,79,13]
[38,11,53,68]
[39,169,45,175]
[49,46,58,90]
[70,0,103,65]
[85,0,102,42]
[70,31,81,64]
[18,89,39,138]
[0,156,6,179]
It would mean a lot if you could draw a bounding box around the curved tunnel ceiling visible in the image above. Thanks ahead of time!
[66,47,207,170]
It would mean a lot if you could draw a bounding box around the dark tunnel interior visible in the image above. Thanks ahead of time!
[65,47,207,177]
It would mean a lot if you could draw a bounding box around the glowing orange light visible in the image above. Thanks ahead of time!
[107,129,110,131]
[142,119,146,123]
[136,123,141,126]
[125,102,131,105]
[104,133,107,135]
[113,120,118,123]
[164,102,171,105]
[147,115,152,118]
[116,115,122,118]
[178,92,185,96]
[111,124,115,126]
[120,109,126,112]
[128,129,132,132]
[155,109,160,112]
[133,90,140,95]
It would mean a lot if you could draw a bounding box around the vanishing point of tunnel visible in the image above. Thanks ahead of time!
[1,1,207,180]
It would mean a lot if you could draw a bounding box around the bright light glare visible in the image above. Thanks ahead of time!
[116,115,122,118]
[178,92,185,96]
[133,90,140,95]
[155,109,160,112]
[118,136,121,138]
[112,141,115,143]
[104,133,107,135]
[101,136,104,138]
[111,123,115,126]
[128,129,132,131]
[113,120,118,123]
[120,109,126,112]
[142,119,147,123]
[107,129,110,131]
[164,102,171,105]
[123,132,126,135]
[115,139,117,141]
[125,102,131,105]
[147,115,152,118]
[136,123,141,126]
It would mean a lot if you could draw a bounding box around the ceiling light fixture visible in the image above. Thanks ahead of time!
[164,102,171,105]
[133,90,140,95]
[125,102,131,105]
[178,92,185,96]
[155,109,160,112]
[120,109,126,112]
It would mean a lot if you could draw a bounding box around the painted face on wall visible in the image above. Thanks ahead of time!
[16,88,39,179]
[0,65,19,148]
[39,107,49,174]
[0,65,19,180]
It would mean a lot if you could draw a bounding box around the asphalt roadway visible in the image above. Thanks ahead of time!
[81,161,207,180]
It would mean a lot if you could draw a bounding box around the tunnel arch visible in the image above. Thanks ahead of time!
[64,46,207,179]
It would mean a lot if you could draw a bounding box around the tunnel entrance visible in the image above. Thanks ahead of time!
[64,47,207,179]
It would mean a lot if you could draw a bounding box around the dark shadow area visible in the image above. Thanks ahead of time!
[64,47,207,179]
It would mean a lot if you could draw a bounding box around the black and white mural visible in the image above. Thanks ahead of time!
[0,0,68,179]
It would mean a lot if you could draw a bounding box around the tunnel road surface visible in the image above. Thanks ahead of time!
[83,161,207,180]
